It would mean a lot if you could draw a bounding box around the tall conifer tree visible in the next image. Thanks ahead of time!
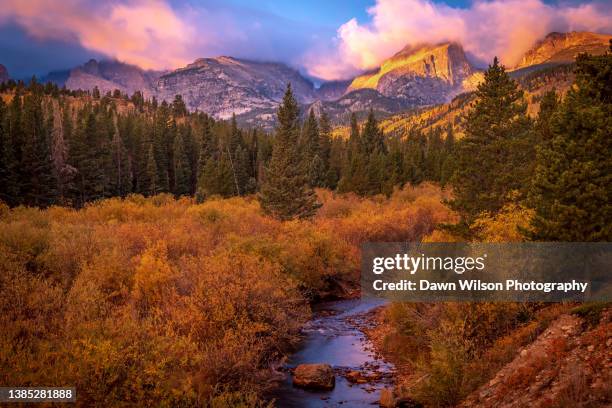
[0,98,18,205]
[259,84,320,220]
[529,48,612,241]
[449,57,534,226]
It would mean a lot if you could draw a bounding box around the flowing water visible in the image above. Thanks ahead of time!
[271,299,395,407]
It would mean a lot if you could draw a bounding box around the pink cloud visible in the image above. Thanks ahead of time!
[303,0,612,80]
[0,0,196,70]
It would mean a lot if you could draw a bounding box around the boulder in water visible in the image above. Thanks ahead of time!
[292,363,335,390]
[345,370,368,384]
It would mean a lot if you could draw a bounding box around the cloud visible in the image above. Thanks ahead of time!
[0,0,200,70]
[303,0,612,80]
[0,0,330,76]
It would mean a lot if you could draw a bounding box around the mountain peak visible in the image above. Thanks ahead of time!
[184,56,242,69]
[391,41,462,61]
[516,31,612,69]
[347,41,477,106]
[66,58,160,97]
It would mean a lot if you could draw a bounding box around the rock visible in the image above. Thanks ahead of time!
[379,388,395,407]
[345,369,377,384]
[345,370,364,383]
[293,364,335,390]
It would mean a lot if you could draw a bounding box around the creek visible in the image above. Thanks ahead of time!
[271,299,395,407]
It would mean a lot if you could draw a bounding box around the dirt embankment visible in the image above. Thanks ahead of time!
[363,305,611,408]
[461,307,611,408]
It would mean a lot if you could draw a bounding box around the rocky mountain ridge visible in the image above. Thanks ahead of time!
[155,56,317,119]
[28,31,611,126]
[64,59,163,98]
[515,31,612,70]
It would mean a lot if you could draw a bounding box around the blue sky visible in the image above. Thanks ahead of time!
[0,0,609,80]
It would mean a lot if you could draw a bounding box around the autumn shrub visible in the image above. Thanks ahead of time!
[471,201,535,242]
[0,185,449,405]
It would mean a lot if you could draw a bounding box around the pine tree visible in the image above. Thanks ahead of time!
[20,92,57,206]
[107,114,131,197]
[179,124,199,195]
[301,109,325,187]
[71,107,111,202]
[387,135,406,188]
[337,113,363,193]
[529,49,612,241]
[259,84,320,220]
[318,111,334,187]
[171,94,188,117]
[119,114,144,194]
[195,116,221,201]
[361,110,387,195]
[144,143,158,196]
[197,116,214,172]
[0,98,19,205]
[227,115,250,195]
[173,131,191,196]
[425,127,444,181]
[449,57,534,225]
[403,129,426,185]
[441,123,456,186]
[52,101,76,205]
[131,91,145,112]
[533,90,559,144]
[8,91,25,203]
[197,153,235,199]
[232,144,252,194]
[361,110,386,155]
[152,102,171,192]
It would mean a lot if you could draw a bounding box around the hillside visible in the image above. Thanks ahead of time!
[329,62,577,141]
[366,303,611,408]
[461,307,611,407]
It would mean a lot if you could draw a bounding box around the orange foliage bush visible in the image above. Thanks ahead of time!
[0,185,453,405]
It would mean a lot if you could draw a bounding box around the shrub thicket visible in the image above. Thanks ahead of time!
[0,184,454,406]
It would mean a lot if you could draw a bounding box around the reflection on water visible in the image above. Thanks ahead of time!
[271,299,394,407]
